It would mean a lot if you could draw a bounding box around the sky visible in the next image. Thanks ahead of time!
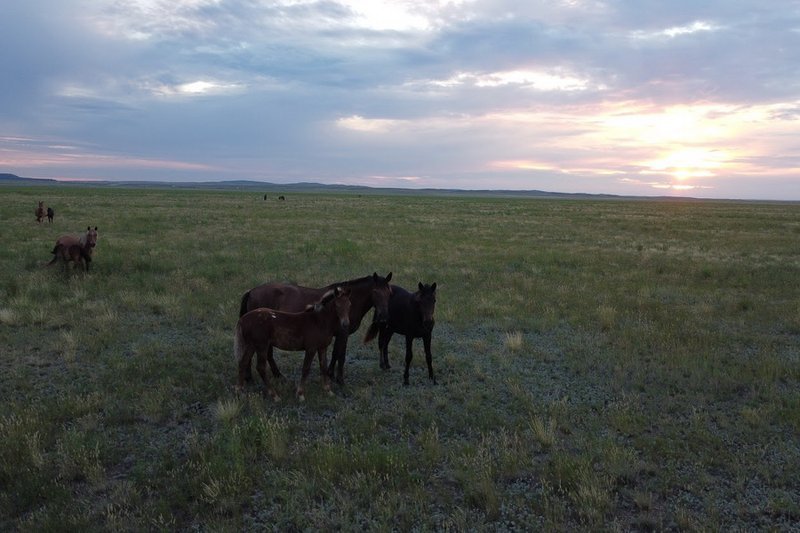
[1,1,800,200]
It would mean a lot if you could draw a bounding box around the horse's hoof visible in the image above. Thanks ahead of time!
[403,380,409,387]
[326,389,334,397]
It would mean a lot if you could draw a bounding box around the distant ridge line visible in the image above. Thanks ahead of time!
[2,172,787,202]
[0,172,623,198]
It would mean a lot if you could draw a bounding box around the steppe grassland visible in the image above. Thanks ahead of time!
[1,186,798,530]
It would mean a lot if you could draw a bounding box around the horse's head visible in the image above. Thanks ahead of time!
[85,226,98,249]
[316,286,351,330]
[370,272,393,324]
[332,286,351,330]
[414,282,437,332]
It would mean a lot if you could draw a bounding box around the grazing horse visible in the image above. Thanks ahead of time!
[239,272,393,384]
[234,287,351,401]
[364,282,438,386]
[47,207,54,223]
[48,226,98,272]
[35,201,46,223]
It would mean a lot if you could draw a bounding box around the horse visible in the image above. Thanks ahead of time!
[239,272,393,384]
[47,207,54,223]
[48,226,98,272]
[364,282,438,386]
[234,286,351,401]
[35,201,45,223]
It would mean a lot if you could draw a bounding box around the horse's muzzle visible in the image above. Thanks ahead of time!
[340,319,350,331]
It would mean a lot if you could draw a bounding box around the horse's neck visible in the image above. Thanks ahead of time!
[79,234,87,247]
[315,306,342,334]
[347,281,374,320]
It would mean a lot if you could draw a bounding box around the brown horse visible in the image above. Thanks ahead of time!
[234,286,351,401]
[364,282,438,385]
[48,226,98,272]
[35,201,46,223]
[239,272,392,384]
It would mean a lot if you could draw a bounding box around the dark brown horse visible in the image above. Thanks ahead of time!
[48,226,99,272]
[234,286,351,401]
[35,201,46,223]
[46,207,54,223]
[239,272,393,384]
[364,282,437,385]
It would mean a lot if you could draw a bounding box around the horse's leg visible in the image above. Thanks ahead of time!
[256,348,280,402]
[266,344,283,379]
[423,333,437,385]
[326,334,347,384]
[378,328,393,369]
[298,349,315,401]
[403,335,414,386]
[247,344,280,382]
[318,348,332,396]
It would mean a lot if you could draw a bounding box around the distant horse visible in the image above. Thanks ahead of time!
[364,282,438,385]
[46,207,54,223]
[239,272,392,384]
[234,286,351,401]
[278,195,285,201]
[35,201,46,223]
[48,226,98,272]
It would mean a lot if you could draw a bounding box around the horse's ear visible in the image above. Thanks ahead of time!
[386,272,392,282]
[372,272,378,281]
[87,226,91,231]
[94,226,98,231]
[418,282,424,292]
[431,282,437,292]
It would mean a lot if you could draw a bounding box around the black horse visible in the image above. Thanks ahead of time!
[364,282,437,385]
[46,207,54,223]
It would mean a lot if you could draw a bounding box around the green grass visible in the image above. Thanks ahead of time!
[1,185,799,530]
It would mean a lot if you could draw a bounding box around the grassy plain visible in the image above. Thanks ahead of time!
[1,185,798,530]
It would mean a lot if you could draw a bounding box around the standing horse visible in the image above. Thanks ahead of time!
[46,207,54,223]
[48,226,98,272]
[35,201,46,223]
[364,282,438,386]
[234,286,351,401]
[239,272,392,384]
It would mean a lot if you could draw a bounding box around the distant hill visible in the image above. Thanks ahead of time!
[0,172,631,199]
[0,173,58,185]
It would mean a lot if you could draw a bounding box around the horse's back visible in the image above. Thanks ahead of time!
[245,283,322,315]
[239,307,324,351]
[55,234,80,248]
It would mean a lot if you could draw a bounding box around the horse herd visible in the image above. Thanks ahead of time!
[34,202,437,402]
[236,273,438,401]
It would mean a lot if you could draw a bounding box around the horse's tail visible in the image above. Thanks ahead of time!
[238,290,251,317]
[233,321,246,364]
[363,321,380,344]
[47,244,60,265]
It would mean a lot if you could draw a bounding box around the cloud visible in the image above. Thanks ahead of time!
[1,0,799,199]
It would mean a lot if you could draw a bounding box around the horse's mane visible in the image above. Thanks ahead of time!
[305,288,338,312]
[322,275,375,291]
